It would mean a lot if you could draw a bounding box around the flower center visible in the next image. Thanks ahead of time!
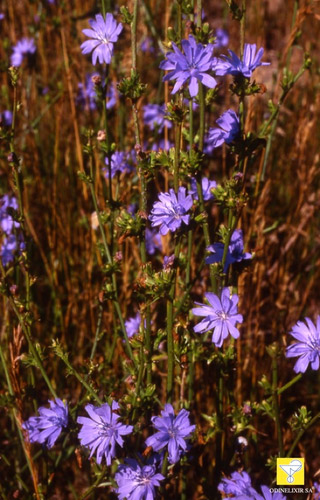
[216,310,228,321]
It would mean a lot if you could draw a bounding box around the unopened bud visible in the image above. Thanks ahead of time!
[97,130,106,142]
[91,75,102,86]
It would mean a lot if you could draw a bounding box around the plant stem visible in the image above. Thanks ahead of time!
[88,157,136,369]
[286,411,320,458]
[272,355,284,457]
[130,0,152,385]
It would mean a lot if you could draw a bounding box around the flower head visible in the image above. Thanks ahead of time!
[145,228,162,255]
[143,104,172,133]
[0,195,20,234]
[286,316,320,373]
[104,151,133,178]
[189,177,217,201]
[81,13,123,65]
[125,312,142,338]
[206,109,240,153]
[1,233,25,266]
[160,35,217,97]
[218,471,261,499]
[149,187,193,235]
[192,288,243,347]
[115,457,164,500]
[206,229,252,272]
[260,485,286,500]
[216,43,269,78]
[145,404,195,464]
[313,481,320,499]
[11,38,36,66]
[0,110,13,127]
[22,399,68,449]
[77,401,133,465]
[214,28,229,48]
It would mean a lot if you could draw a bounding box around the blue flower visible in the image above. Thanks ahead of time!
[145,404,195,464]
[189,177,217,201]
[214,28,229,49]
[192,288,243,347]
[160,35,217,97]
[145,228,162,255]
[149,187,193,236]
[206,229,252,272]
[104,151,133,178]
[313,481,320,500]
[1,233,25,266]
[143,104,172,133]
[0,195,20,234]
[115,457,164,500]
[163,254,175,270]
[140,36,156,54]
[77,74,118,111]
[11,38,36,66]
[206,109,240,153]
[260,485,286,500]
[81,13,123,65]
[216,43,269,78]
[286,316,320,373]
[22,399,68,449]
[218,471,261,499]
[77,401,133,465]
[125,312,142,338]
[0,110,13,127]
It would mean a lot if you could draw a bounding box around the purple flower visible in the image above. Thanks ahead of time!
[218,471,261,499]
[0,110,13,127]
[140,36,156,54]
[0,195,19,234]
[22,399,68,449]
[77,74,118,111]
[260,485,286,500]
[11,38,36,67]
[149,187,193,235]
[77,401,133,465]
[104,151,133,178]
[192,288,243,347]
[149,139,173,151]
[143,104,172,133]
[125,312,142,338]
[313,481,320,499]
[286,316,320,373]
[115,458,164,500]
[216,43,270,78]
[145,404,195,464]
[77,73,99,111]
[214,28,229,49]
[206,229,252,272]
[206,109,240,153]
[163,254,175,271]
[145,228,162,255]
[160,35,217,97]
[0,13,5,20]
[189,177,217,201]
[81,13,123,65]
[1,233,25,266]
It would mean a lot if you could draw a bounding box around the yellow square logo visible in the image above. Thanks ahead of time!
[276,458,305,485]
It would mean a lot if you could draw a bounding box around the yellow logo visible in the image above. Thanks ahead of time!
[276,458,305,485]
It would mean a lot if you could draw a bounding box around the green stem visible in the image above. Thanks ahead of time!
[130,0,152,385]
[88,159,136,369]
[196,0,202,28]
[272,355,284,457]
[166,240,181,403]
[60,355,102,405]
[286,411,320,458]
[0,265,57,398]
[174,122,182,191]
[240,0,246,58]
[90,302,103,360]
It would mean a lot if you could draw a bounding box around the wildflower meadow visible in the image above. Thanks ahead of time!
[1,0,320,498]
